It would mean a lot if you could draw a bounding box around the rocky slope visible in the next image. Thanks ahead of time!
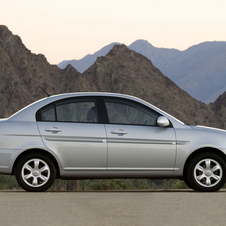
[0,25,93,117]
[0,25,221,128]
[211,92,226,128]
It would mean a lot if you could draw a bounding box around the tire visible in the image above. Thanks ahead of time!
[15,153,56,192]
[187,152,226,192]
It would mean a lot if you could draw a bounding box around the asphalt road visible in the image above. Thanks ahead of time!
[0,190,226,226]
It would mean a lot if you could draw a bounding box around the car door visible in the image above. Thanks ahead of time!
[103,97,177,174]
[36,97,107,171]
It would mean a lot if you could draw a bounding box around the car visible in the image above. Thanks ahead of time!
[0,92,226,192]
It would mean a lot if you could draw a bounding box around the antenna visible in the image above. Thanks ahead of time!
[39,86,51,97]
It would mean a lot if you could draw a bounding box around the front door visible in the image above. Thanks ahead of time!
[103,97,176,173]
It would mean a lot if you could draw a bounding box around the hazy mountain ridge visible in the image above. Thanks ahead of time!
[58,42,119,73]
[128,39,181,69]
[59,40,226,103]
[130,40,226,103]
[0,25,225,129]
[161,42,226,103]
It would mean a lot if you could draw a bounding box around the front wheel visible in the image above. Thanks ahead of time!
[187,152,226,192]
[15,153,56,192]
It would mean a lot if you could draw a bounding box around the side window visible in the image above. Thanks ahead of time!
[104,98,159,126]
[40,104,56,121]
[56,100,97,122]
[37,98,97,123]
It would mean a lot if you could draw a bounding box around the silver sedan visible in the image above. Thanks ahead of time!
[0,92,226,192]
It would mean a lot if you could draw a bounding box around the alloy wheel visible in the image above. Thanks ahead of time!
[21,158,51,188]
[194,158,222,188]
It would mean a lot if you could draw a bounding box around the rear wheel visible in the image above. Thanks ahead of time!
[187,152,226,192]
[15,153,56,192]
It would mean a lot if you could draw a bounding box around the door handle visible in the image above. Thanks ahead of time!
[45,127,62,133]
[111,130,128,135]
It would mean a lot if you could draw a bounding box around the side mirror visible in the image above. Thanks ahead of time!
[157,116,170,127]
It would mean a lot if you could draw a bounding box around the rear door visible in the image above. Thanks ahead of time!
[36,97,107,171]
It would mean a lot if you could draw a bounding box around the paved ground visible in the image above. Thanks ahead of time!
[0,190,226,226]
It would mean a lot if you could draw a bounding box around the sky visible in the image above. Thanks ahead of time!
[2,0,226,64]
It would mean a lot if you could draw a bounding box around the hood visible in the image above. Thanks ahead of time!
[191,125,226,135]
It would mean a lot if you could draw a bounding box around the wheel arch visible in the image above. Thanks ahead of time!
[183,147,226,178]
[12,148,60,178]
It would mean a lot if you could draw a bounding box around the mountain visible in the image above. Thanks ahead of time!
[58,42,119,73]
[0,25,221,129]
[0,25,93,117]
[129,40,226,104]
[59,40,226,103]
[82,44,218,127]
[128,39,181,69]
